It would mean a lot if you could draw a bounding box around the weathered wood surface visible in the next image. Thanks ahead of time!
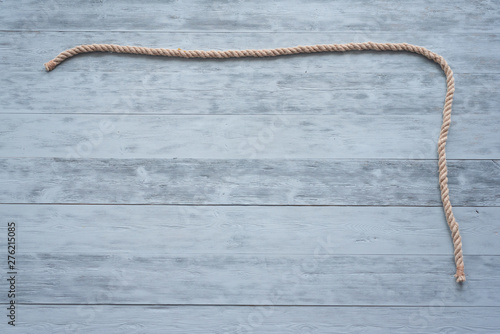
[1,0,497,33]
[6,71,491,116]
[1,0,499,332]
[1,205,498,256]
[0,253,497,306]
[0,158,499,206]
[0,250,497,306]
[4,306,499,334]
[0,114,497,159]
[2,32,498,74]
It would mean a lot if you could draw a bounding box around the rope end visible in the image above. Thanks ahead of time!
[455,265,466,283]
[44,60,57,72]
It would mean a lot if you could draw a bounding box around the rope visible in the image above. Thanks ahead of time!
[44,42,466,283]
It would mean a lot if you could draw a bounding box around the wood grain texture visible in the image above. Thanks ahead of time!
[0,114,497,159]
[0,158,498,206]
[1,205,498,255]
[0,253,497,305]
[1,0,499,331]
[1,0,498,33]
[3,69,498,117]
[2,32,497,133]
[2,32,498,74]
[2,305,498,334]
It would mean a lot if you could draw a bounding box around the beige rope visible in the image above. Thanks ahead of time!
[44,42,466,282]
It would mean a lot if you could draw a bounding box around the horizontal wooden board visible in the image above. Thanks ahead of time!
[0,0,498,331]
[1,305,499,333]
[1,71,497,117]
[1,32,498,74]
[0,158,498,206]
[1,0,498,33]
[1,205,498,256]
[0,253,497,306]
[0,114,497,159]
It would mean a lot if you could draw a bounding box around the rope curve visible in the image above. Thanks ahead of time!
[44,42,466,282]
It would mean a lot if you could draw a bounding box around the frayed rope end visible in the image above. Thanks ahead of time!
[455,265,466,283]
[44,60,57,72]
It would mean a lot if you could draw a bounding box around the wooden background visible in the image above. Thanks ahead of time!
[1,0,499,332]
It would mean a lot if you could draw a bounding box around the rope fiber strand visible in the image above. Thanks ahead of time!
[44,42,466,283]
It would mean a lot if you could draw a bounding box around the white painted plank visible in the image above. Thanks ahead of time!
[0,158,498,206]
[2,305,499,334]
[0,253,497,305]
[1,0,498,33]
[1,205,498,256]
[0,114,497,159]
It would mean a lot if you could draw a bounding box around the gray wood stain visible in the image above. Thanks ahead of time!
[0,0,499,332]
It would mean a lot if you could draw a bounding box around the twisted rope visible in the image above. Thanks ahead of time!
[44,42,465,282]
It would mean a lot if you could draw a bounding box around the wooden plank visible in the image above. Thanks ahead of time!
[1,0,498,33]
[0,158,498,206]
[2,305,499,333]
[1,71,497,117]
[1,32,498,74]
[1,205,498,256]
[0,0,496,331]
[0,253,497,305]
[0,114,497,159]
